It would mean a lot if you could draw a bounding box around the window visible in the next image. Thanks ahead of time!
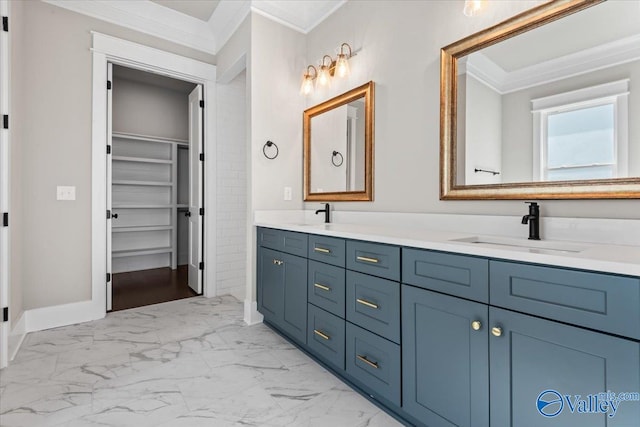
[531,80,629,181]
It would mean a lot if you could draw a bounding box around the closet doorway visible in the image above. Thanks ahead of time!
[106,64,204,312]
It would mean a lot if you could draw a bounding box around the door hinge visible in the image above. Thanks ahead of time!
[199,100,204,108]
[107,145,111,154]
[2,212,7,227]
[2,16,8,32]
[107,80,112,90]
[106,273,111,282]
[199,262,204,270]
[2,307,8,322]
[199,153,204,161]
[2,115,7,129]
[199,208,204,216]
[106,210,111,219]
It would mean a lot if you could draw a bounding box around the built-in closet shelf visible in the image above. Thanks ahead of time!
[112,132,188,146]
[112,225,173,233]
[113,180,173,187]
[112,246,173,258]
[112,156,173,164]
[113,204,173,209]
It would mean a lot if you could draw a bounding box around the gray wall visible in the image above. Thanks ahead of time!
[112,77,190,139]
[301,0,639,219]
[12,1,215,311]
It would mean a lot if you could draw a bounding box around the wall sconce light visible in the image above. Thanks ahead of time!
[300,65,317,95]
[300,42,354,95]
[463,0,483,17]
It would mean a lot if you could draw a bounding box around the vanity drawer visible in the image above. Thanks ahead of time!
[308,260,346,318]
[308,234,346,267]
[346,240,400,281]
[402,248,489,303]
[345,322,401,407]
[258,227,308,258]
[307,304,345,371]
[490,260,640,340]
[346,270,400,344]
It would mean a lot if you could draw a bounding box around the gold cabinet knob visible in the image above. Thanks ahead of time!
[491,326,503,337]
[471,320,482,331]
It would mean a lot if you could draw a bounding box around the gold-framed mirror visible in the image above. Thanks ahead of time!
[304,81,374,201]
[441,0,640,200]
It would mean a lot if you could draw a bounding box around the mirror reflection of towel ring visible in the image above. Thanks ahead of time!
[332,150,344,167]
[263,140,279,159]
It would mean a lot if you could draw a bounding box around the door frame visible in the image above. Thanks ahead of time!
[0,0,11,369]
[92,32,217,314]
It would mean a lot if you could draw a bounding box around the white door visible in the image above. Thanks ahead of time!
[106,63,113,311]
[188,85,203,294]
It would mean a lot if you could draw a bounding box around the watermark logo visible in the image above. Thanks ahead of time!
[536,390,640,418]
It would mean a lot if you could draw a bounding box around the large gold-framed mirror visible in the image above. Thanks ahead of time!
[441,0,640,200]
[304,81,374,201]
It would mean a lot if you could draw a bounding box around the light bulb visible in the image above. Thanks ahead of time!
[463,0,482,17]
[335,54,350,78]
[317,65,331,87]
[300,75,314,95]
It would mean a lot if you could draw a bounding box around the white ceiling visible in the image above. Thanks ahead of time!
[44,0,346,55]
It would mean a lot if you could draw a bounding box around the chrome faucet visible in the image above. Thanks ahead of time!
[521,202,540,240]
[315,203,330,224]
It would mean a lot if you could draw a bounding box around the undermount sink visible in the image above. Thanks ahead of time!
[450,236,586,254]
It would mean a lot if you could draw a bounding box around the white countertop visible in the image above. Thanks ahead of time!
[254,221,640,277]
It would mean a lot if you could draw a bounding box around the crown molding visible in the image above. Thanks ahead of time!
[43,0,345,55]
[44,0,218,54]
[462,33,640,95]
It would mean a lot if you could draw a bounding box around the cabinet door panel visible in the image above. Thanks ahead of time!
[307,304,345,370]
[490,307,640,427]
[258,247,284,323]
[402,285,489,427]
[281,252,308,345]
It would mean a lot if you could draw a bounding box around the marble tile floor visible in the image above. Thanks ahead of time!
[0,295,402,427]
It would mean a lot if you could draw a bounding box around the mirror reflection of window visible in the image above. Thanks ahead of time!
[531,79,629,182]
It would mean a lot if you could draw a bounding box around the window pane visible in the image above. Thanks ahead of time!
[547,165,614,181]
[547,104,614,169]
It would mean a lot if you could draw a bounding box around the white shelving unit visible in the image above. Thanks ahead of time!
[111,132,188,273]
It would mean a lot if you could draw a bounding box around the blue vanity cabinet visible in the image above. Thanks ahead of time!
[257,228,308,346]
[489,306,640,427]
[308,260,346,318]
[345,322,401,407]
[402,284,489,427]
[307,303,345,371]
[346,240,401,281]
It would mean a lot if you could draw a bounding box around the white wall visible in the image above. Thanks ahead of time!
[11,0,215,311]
[112,77,190,140]
[301,0,639,219]
[216,70,247,300]
[465,74,502,185]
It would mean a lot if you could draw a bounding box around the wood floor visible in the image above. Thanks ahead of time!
[112,265,197,312]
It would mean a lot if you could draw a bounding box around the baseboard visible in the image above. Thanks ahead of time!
[25,300,105,333]
[243,299,263,326]
[8,311,27,361]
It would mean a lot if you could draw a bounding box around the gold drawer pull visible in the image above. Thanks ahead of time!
[272,259,283,266]
[314,247,331,254]
[314,283,331,292]
[356,256,379,264]
[357,354,379,369]
[356,298,379,309]
[314,329,330,340]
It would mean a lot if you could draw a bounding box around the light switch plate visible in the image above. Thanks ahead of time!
[284,186,292,201]
[57,186,76,201]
